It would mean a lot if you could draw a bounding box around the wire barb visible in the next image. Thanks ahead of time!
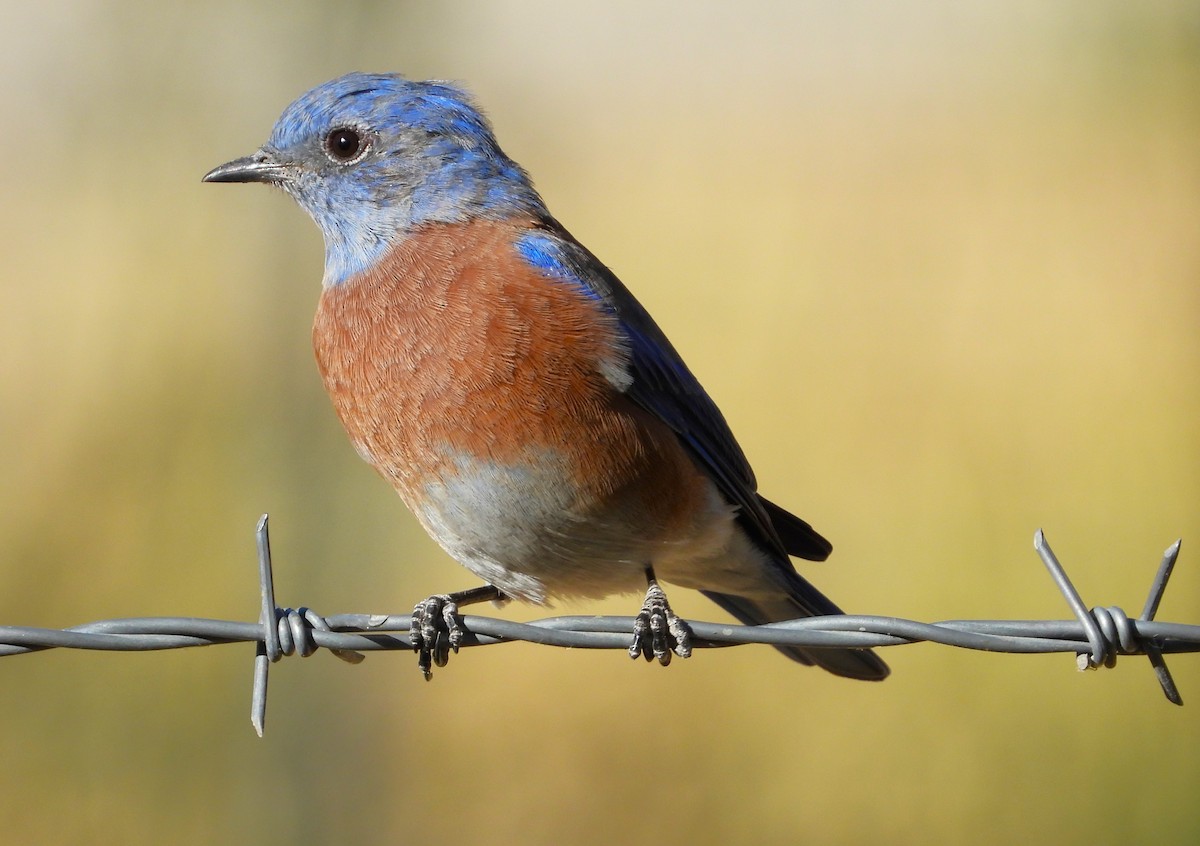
[251,514,276,737]
[0,522,1194,734]
[1035,530,1184,705]
[1142,540,1183,705]
[251,515,366,735]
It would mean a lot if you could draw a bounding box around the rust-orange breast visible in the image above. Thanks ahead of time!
[310,217,718,596]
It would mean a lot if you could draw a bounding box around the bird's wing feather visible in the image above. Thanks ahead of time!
[516,220,830,562]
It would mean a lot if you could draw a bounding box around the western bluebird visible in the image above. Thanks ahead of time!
[205,73,888,681]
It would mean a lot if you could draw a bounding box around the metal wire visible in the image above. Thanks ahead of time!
[0,516,1193,735]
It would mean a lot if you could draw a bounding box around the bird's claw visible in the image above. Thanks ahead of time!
[629,581,693,665]
[411,594,463,680]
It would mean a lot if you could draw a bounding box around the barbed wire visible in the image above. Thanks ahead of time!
[1,516,1195,735]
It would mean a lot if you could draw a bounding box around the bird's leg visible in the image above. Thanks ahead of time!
[411,584,506,680]
[629,568,693,666]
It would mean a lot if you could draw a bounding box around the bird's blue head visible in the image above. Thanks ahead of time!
[204,73,548,287]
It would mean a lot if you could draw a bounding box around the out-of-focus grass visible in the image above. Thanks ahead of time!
[0,3,1197,844]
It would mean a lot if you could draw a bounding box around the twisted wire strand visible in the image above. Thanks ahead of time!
[0,517,1190,735]
[2,609,1196,659]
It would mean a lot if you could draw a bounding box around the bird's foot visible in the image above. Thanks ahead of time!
[411,594,460,680]
[410,584,505,680]
[629,579,693,666]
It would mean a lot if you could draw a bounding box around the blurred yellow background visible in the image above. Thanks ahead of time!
[1,2,1197,843]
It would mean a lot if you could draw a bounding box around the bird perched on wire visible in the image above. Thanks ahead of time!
[204,72,888,682]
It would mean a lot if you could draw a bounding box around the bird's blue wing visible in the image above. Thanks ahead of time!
[516,222,831,562]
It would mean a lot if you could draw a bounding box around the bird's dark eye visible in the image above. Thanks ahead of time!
[324,127,366,163]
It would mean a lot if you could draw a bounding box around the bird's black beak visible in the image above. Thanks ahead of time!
[203,150,289,184]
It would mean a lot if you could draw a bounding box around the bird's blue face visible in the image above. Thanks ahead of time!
[208,73,546,286]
